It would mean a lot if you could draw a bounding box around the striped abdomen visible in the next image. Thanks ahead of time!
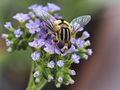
[60,27,71,42]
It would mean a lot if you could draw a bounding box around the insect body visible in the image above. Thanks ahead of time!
[53,19,72,53]
[35,9,91,53]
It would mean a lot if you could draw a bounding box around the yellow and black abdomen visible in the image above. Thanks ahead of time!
[56,19,71,42]
[60,27,71,42]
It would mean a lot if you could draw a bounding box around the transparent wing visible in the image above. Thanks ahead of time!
[70,15,91,33]
[34,9,56,30]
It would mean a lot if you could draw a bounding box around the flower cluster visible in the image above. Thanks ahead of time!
[2,3,92,88]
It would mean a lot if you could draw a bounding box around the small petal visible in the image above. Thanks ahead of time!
[81,31,90,39]
[4,22,12,29]
[71,54,80,64]
[57,60,64,67]
[48,61,55,69]
[58,77,63,82]
[71,38,77,44]
[70,70,76,76]
[31,51,40,61]
[76,38,84,48]
[62,45,78,56]
[14,29,23,38]
[87,49,93,55]
[44,44,55,54]
[25,19,41,34]
[6,40,12,46]
[13,13,29,22]
[47,3,61,12]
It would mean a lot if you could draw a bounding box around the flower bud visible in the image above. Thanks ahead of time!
[35,78,40,83]
[56,83,61,88]
[58,77,63,83]
[70,70,76,76]
[7,47,12,52]
[69,79,75,84]
[33,71,40,77]
[48,75,54,82]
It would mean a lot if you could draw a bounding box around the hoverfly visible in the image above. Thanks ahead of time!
[35,9,91,53]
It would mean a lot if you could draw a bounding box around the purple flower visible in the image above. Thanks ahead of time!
[14,29,23,38]
[48,61,55,69]
[4,22,12,30]
[47,3,61,12]
[39,21,46,29]
[38,30,47,39]
[25,19,40,34]
[6,40,12,46]
[71,38,77,44]
[28,12,35,18]
[29,38,45,48]
[76,39,84,48]
[58,77,63,82]
[29,4,43,12]
[28,4,39,10]
[57,60,64,67]
[87,49,93,55]
[54,13,62,19]
[1,34,8,39]
[42,6,49,12]
[62,45,78,56]
[13,13,29,22]
[81,31,90,39]
[31,51,40,61]
[44,43,55,54]
[71,54,80,64]
[70,70,76,76]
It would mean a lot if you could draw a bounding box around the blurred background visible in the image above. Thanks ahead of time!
[1,0,120,90]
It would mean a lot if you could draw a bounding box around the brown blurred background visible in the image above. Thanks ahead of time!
[1,0,120,90]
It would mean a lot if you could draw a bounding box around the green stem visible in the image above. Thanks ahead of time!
[26,61,47,90]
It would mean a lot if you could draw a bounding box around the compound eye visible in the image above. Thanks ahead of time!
[57,41,65,49]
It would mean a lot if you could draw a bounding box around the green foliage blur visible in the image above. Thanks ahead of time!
[0,0,105,90]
